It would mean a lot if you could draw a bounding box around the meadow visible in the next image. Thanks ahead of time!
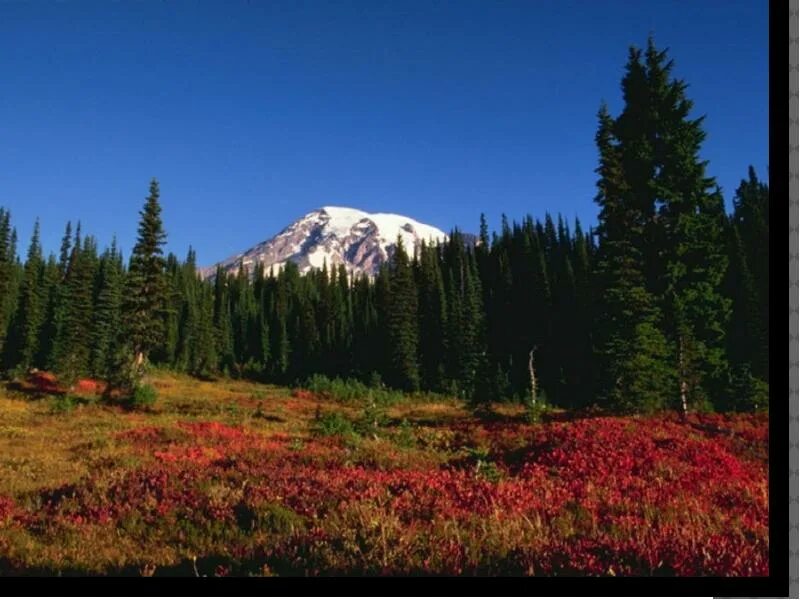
[0,371,768,577]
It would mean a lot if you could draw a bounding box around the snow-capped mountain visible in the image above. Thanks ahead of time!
[200,206,448,279]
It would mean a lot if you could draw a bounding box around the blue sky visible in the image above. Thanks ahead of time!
[1,1,768,266]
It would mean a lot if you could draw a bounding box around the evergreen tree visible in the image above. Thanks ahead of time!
[213,265,235,374]
[45,222,77,370]
[160,252,183,366]
[91,239,124,378]
[6,220,45,371]
[416,242,447,391]
[639,39,731,409]
[0,209,15,356]
[122,178,168,380]
[232,260,257,376]
[731,166,769,382]
[593,105,674,412]
[386,237,420,391]
[191,282,218,378]
[58,221,72,278]
[54,234,97,382]
[36,255,60,369]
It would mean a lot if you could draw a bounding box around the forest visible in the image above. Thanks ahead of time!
[0,39,769,415]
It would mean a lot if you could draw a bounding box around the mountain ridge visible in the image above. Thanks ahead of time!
[199,206,449,279]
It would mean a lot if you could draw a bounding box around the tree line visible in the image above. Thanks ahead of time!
[0,38,769,412]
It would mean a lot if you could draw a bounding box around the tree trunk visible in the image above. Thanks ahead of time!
[678,335,688,420]
[528,348,537,410]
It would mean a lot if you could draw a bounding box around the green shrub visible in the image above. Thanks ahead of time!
[728,365,769,412]
[129,383,158,409]
[355,397,389,437]
[301,374,403,405]
[258,503,306,534]
[7,366,28,381]
[394,418,416,449]
[49,394,77,414]
[465,446,502,482]
[367,371,384,389]
[236,502,306,535]
[313,411,357,439]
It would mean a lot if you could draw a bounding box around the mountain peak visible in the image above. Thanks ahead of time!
[200,206,447,279]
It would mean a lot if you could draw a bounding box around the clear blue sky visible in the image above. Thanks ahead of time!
[1,1,768,266]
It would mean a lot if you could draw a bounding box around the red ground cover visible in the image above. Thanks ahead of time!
[7,413,768,576]
[17,371,106,396]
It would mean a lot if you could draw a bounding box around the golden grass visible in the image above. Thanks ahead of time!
[0,371,449,498]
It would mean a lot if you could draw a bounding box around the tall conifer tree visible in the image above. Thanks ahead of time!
[6,221,45,370]
[123,178,168,379]
[386,238,420,391]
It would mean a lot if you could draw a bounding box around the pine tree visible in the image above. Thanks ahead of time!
[569,218,594,407]
[54,234,97,383]
[724,220,766,410]
[0,209,15,356]
[45,222,77,370]
[639,39,731,410]
[416,241,448,391]
[731,166,769,382]
[159,252,183,366]
[461,248,488,404]
[192,282,218,378]
[232,260,257,376]
[593,104,674,412]
[212,266,235,374]
[6,220,46,371]
[352,272,380,379]
[58,221,72,278]
[36,255,60,369]
[270,266,293,379]
[122,178,168,381]
[386,237,420,391]
[91,239,124,378]
[254,284,270,376]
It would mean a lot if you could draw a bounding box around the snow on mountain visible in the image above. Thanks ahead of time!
[199,206,448,279]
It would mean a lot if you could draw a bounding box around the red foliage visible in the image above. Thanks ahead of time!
[291,389,316,401]
[19,414,768,576]
[19,371,106,396]
[74,379,106,395]
[26,371,63,394]
[0,495,16,523]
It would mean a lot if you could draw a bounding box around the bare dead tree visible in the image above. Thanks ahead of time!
[678,335,688,421]
[528,347,537,411]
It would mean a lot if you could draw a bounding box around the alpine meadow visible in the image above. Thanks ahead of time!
[0,10,771,582]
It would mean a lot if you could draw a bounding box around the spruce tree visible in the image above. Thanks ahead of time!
[731,166,769,382]
[58,221,72,278]
[386,237,420,391]
[160,252,183,366]
[593,105,674,412]
[122,178,168,381]
[640,39,731,410]
[36,255,60,370]
[232,260,257,376]
[6,220,45,371]
[212,266,235,374]
[91,239,124,378]
[55,234,97,383]
[417,241,448,391]
[0,209,15,356]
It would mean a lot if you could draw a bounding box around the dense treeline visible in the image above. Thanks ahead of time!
[0,39,769,412]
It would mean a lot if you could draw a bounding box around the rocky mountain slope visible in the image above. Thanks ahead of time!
[200,206,448,278]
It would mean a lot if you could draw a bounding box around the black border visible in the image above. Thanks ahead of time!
[0,0,789,596]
